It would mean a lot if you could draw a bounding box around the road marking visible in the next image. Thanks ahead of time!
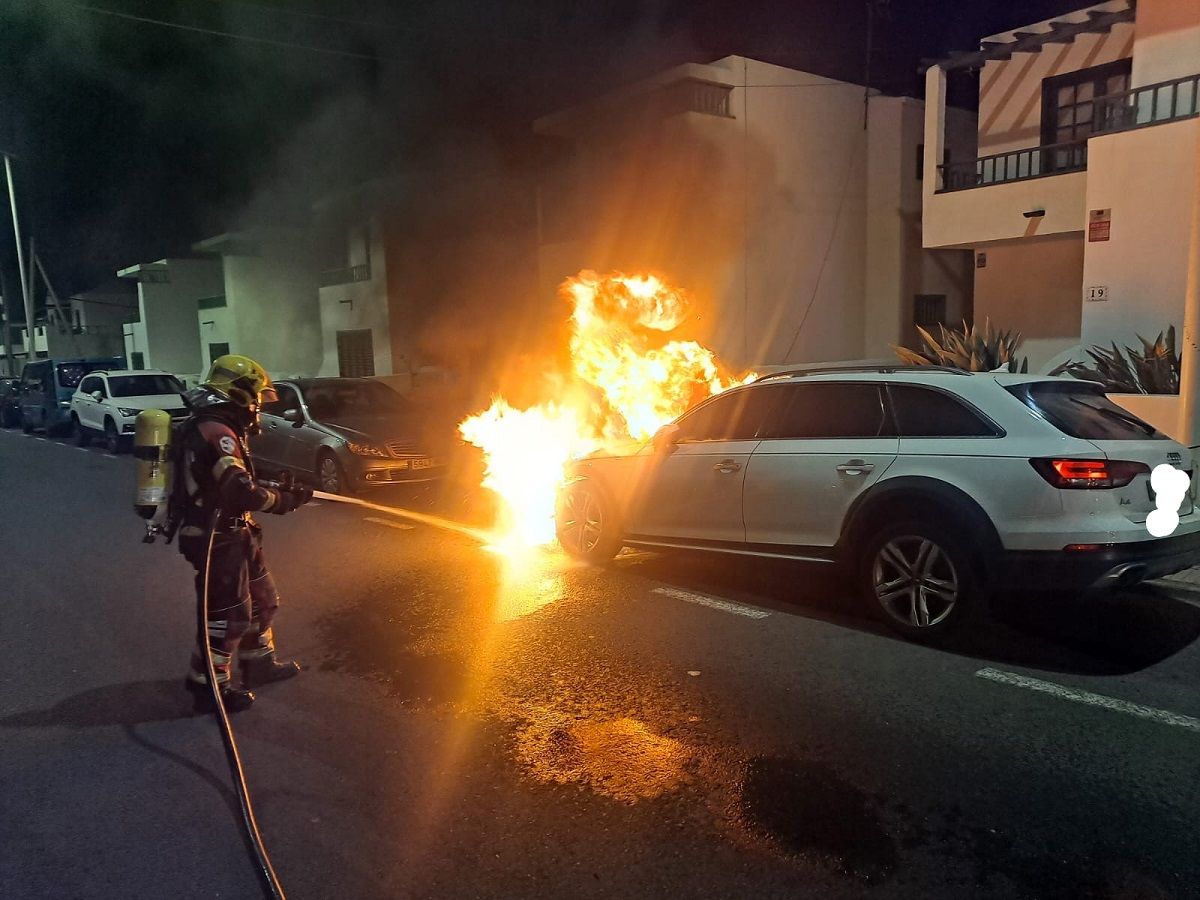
[34,436,46,442]
[651,586,770,619]
[364,516,415,531]
[975,667,1200,733]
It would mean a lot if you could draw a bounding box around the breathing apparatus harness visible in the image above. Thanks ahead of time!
[133,398,288,900]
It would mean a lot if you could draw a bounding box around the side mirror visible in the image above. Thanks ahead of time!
[652,423,681,454]
[283,408,303,427]
[91,391,103,402]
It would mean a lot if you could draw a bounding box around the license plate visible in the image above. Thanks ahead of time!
[411,457,433,470]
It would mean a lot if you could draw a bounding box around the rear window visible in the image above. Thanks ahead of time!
[56,361,113,389]
[1006,382,1165,440]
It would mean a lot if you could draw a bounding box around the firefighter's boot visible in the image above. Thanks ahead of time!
[241,655,301,688]
[186,679,256,714]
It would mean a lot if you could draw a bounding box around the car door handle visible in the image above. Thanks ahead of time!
[836,460,874,475]
[713,460,741,474]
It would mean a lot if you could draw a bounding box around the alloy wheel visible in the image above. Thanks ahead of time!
[319,456,341,493]
[558,486,605,555]
[871,535,959,629]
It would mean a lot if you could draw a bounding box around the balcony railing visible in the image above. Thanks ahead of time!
[938,72,1200,194]
[318,263,371,287]
[1094,72,1200,134]
[938,138,1088,192]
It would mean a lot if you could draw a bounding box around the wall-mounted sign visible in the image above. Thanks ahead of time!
[975,252,987,268]
[1086,285,1109,302]
[1088,208,1111,242]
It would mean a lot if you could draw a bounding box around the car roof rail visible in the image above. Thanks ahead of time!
[754,364,972,382]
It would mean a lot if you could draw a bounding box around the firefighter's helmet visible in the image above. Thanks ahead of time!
[203,354,279,409]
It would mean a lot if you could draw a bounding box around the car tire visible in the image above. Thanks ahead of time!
[857,519,982,641]
[72,414,90,447]
[103,418,122,455]
[555,479,622,563]
[317,451,352,495]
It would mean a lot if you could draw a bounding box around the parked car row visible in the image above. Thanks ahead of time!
[2,357,447,494]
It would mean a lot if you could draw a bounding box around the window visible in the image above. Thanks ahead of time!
[764,383,892,439]
[262,384,300,417]
[888,385,999,437]
[674,386,782,442]
[1005,382,1163,441]
[79,376,104,397]
[299,381,405,420]
[208,342,230,363]
[1041,59,1131,169]
[336,329,375,378]
[130,352,145,370]
[197,295,227,310]
[109,374,183,397]
[916,143,923,180]
[56,362,107,389]
[913,295,947,328]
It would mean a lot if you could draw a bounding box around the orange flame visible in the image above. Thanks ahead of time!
[459,271,751,549]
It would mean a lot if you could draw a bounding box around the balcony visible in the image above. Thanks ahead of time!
[318,263,371,288]
[939,139,1088,192]
[938,73,1200,194]
[1093,72,1200,135]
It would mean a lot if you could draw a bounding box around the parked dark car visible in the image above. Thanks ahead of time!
[0,377,19,428]
[18,357,126,435]
[249,378,447,494]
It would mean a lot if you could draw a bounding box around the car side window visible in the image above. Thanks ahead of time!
[764,383,892,439]
[674,386,782,442]
[888,384,999,437]
[79,376,96,395]
[263,384,299,417]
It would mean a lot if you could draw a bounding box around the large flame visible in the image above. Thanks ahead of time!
[460,271,750,549]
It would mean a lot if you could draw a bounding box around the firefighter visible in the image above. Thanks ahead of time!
[176,354,312,713]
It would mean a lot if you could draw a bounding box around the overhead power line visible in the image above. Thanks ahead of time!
[194,0,543,46]
[70,3,386,62]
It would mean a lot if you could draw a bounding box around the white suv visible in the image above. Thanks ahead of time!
[70,369,186,453]
[554,366,1200,639]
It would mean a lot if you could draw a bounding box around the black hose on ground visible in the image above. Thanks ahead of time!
[199,509,288,900]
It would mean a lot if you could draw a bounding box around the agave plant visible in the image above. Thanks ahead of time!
[1050,326,1180,394]
[892,319,1028,373]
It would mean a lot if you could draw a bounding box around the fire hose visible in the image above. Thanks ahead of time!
[199,506,287,900]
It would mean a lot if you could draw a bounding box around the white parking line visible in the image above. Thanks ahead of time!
[976,667,1200,733]
[364,516,415,531]
[651,586,770,619]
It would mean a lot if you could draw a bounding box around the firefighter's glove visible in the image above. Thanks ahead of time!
[292,483,314,506]
[268,488,303,515]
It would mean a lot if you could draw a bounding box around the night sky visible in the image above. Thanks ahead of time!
[0,0,1087,309]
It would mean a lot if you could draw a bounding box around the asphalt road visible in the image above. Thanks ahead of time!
[3,425,1200,899]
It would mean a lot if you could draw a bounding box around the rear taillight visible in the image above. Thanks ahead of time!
[1030,458,1149,489]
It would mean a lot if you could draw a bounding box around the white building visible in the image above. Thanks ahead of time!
[118,258,223,379]
[313,174,539,382]
[191,229,322,378]
[535,55,977,370]
[922,0,1200,372]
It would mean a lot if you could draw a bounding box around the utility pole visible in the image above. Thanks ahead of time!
[3,152,33,362]
[1177,139,1200,448]
[0,268,13,375]
[34,252,80,356]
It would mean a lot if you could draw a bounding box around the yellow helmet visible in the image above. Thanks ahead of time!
[203,354,278,408]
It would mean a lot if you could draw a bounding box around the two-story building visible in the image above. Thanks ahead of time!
[922,0,1200,372]
[191,228,322,378]
[535,55,978,370]
[118,258,224,379]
